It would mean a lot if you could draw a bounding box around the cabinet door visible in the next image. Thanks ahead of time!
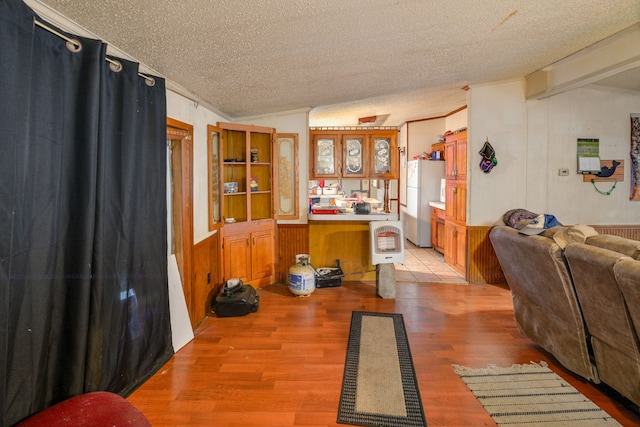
[274,133,298,219]
[455,137,467,181]
[445,141,456,180]
[454,224,467,274]
[224,234,251,283]
[207,125,223,231]
[430,207,438,248]
[342,135,367,178]
[445,181,456,220]
[370,135,398,179]
[454,183,466,223]
[444,222,456,266]
[435,220,445,253]
[311,134,340,179]
[251,230,274,281]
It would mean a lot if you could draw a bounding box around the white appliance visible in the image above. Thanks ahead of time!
[405,159,445,247]
[370,220,405,265]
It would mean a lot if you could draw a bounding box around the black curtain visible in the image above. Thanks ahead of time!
[0,1,173,425]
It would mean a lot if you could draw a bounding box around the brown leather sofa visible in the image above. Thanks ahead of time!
[490,225,640,406]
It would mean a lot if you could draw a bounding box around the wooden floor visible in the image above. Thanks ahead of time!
[128,281,640,426]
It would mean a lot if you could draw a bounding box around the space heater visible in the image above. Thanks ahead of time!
[369,220,405,265]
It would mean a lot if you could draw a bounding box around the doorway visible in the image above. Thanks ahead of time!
[167,118,195,328]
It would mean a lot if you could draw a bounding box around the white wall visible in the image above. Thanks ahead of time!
[468,79,640,226]
[407,118,445,159]
[166,91,229,243]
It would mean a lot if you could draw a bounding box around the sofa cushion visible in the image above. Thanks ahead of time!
[552,224,598,249]
[586,234,640,259]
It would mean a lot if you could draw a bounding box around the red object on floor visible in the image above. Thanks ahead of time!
[16,391,151,426]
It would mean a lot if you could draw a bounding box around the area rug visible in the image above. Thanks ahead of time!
[453,361,622,426]
[337,311,427,427]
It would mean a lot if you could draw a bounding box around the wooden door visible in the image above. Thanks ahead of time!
[167,118,195,328]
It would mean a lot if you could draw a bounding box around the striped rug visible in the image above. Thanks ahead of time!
[453,361,622,426]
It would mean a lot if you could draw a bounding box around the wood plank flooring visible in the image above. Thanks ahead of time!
[127,281,640,426]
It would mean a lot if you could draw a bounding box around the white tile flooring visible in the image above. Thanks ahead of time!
[394,239,467,283]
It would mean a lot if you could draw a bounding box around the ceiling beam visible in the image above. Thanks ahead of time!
[526,23,640,99]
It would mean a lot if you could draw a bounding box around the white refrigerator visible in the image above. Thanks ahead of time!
[405,159,445,247]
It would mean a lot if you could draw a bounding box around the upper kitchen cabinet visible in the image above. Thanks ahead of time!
[309,128,399,180]
[369,131,398,179]
[444,130,467,181]
[310,133,341,179]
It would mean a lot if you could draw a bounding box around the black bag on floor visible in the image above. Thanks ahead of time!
[213,280,259,318]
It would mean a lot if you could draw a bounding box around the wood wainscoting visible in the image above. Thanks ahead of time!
[467,226,506,285]
[192,231,223,328]
[276,224,309,284]
[593,225,640,240]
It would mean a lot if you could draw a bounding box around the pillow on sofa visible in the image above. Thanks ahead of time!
[552,224,598,249]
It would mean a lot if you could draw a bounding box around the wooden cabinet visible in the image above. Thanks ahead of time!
[218,122,277,224]
[223,223,275,288]
[445,132,467,181]
[444,130,468,277]
[217,122,281,288]
[445,181,466,224]
[310,129,399,180]
[444,222,467,274]
[430,206,445,253]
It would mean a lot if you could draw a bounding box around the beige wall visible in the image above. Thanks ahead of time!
[468,79,640,226]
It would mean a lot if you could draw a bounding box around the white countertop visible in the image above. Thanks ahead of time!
[308,212,399,221]
[429,201,445,210]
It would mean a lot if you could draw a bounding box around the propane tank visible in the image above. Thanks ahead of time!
[288,254,316,296]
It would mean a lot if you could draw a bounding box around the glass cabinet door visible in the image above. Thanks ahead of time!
[311,134,340,179]
[274,133,298,219]
[343,135,367,178]
[370,133,398,179]
[207,125,223,231]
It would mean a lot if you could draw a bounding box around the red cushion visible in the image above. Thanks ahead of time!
[16,391,151,426]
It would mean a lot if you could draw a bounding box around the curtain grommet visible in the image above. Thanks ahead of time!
[66,38,82,53]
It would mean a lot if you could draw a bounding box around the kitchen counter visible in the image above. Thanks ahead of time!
[308,212,399,221]
[429,201,445,210]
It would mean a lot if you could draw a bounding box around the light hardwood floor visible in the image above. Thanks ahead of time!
[128,281,640,426]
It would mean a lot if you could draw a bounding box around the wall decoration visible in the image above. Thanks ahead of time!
[479,138,497,173]
[631,114,640,201]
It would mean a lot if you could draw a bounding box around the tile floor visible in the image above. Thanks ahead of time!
[394,239,467,283]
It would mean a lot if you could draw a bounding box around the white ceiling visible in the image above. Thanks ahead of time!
[29,0,640,127]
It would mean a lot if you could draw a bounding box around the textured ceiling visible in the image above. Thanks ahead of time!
[29,0,640,126]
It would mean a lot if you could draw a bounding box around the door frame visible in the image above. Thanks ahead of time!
[167,117,195,327]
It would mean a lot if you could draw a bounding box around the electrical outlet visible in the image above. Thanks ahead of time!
[558,168,570,176]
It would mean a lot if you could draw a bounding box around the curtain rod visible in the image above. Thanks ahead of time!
[34,18,155,86]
